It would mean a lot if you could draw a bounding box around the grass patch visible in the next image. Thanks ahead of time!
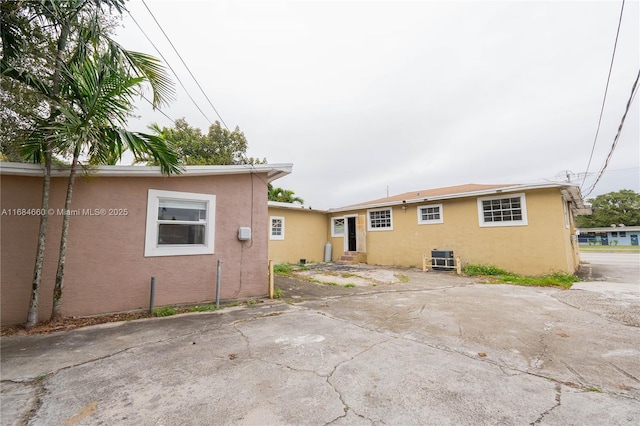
[273,263,310,276]
[463,264,579,289]
[153,306,177,317]
[317,280,356,288]
[274,263,293,275]
[273,287,282,299]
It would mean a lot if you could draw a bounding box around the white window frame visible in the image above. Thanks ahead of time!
[367,208,393,231]
[477,193,528,227]
[270,216,285,240]
[417,203,444,225]
[331,217,345,237]
[145,189,216,257]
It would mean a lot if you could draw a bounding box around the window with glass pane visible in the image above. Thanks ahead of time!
[368,209,392,230]
[421,207,440,221]
[332,218,345,236]
[272,218,282,236]
[145,189,216,257]
[157,199,207,245]
[418,204,443,224]
[270,216,285,240]
[482,197,522,222]
[477,193,527,227]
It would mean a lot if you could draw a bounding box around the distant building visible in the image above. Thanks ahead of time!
[577,226,640,246]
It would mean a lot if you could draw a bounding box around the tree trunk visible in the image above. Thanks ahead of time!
[25,24,69,328]
[50,146,80,323]
[25,152,51,329]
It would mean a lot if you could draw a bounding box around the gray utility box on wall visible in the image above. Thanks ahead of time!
[431,250,454,270]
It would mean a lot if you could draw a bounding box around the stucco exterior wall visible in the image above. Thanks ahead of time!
[1,172,269,326]
[267,207,328,264]
[328,188,578,276]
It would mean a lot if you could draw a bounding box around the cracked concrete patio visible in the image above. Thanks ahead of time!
[1,257,639,425]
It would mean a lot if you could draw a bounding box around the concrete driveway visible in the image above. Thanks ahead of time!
[1,258,639,425]
[577,251,640,283]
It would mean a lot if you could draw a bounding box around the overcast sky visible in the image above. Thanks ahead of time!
[115,0,639,209]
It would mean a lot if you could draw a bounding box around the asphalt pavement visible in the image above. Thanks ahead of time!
[1,253,639,425]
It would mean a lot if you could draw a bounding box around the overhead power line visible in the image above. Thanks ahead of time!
[581,0,626,190]
[583,68,640,197]
[128,10,214,127]
[141,0,230,131]
[141,95,176,125]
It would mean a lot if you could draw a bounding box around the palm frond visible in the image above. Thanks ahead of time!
[117,47,175,108]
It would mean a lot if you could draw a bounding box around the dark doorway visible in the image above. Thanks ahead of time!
[347,217,357,251]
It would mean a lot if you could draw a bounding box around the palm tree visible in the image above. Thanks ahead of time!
[268,184,305,204]
[1,0,179,327]
[46,54,181,322]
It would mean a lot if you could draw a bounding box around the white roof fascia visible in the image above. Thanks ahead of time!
[328,183,582,213]
[268,201,327,213]
[0,162,292,183]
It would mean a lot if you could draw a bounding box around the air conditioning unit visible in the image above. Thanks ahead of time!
[431,250,454,270]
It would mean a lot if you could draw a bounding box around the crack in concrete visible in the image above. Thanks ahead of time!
[5,378,47,426]
[298,299,639,403]
[609,362,640,383]
[323,339,390,425]
[561,361,587,386]
[231,322,252,359]
[230,312,387,425]
[530,383,562,425]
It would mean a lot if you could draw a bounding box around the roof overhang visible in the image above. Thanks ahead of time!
[0,162,293,183]
[329,182,589,213]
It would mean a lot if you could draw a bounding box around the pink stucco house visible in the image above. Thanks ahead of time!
[0,162,292,326]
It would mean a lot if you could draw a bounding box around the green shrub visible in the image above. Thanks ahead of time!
[273,287,282,299]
